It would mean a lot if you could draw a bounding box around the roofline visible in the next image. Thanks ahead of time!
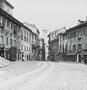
[22,24,32,32]
[0,8,23,26]
[66,21,87,33]
[4,0,14,9]
[48,38,59,43]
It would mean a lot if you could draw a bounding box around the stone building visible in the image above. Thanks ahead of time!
[48,20,87,62]
[66,20,87,62]
[20,25,32,61]
[0,7,22,61]
[57,27,67,61]
[39,38,45,61]
[0,0,33,61]
[48,30,59,62]
[24,22,40,61]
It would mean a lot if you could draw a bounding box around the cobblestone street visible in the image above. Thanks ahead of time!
[0,61,87,90]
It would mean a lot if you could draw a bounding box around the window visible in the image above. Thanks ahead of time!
[78,31,82,37]
[6,32,8,36]
[6,38,8,45]
[21,30,23,40]
[21,45,23,50]
[17,41,20,48]
[13,24,16,34]
[24,31,26,41]
[32,35,34,39]
[25,46,26,51]
[26,32,28,42]
[78,44,82,50]
[73,45,76,51]
[27,47,28,51]
[0,17,5,27]
[11,23,13,29]
[83,29,87,36]
[10,39,12,46]
[0,17,3,26]
[1,36,4,44]
[71,31,76,38]
[85,43,87,49]
[14,40,16,47]
[7,20,10,27]
[29,47,30,51]
[60,45,61,51]
[60,36,62,41]
[35,36,36,41]
[69,44,71,50]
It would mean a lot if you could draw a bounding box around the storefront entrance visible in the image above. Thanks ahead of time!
[0,47,4,57]
[77,54,82,62]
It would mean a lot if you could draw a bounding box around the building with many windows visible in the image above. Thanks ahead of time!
[39,37,45,61]
[48,30,59,62]
[24,22,40,61]
[21,25,32,61]
[66,20,87,62]
[48,20,87,62]
[0,0,41,61]
[0,8,22,61]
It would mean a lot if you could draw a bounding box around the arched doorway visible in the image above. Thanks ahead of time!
[0,47,4,57]
[77,54,82,62]
[78,54,81,62]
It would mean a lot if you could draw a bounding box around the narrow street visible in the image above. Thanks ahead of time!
[0,61,87,90]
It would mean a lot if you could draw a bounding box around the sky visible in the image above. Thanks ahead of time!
[8,0,87,31]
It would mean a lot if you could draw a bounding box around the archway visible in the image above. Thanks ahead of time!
[78,54,82,62]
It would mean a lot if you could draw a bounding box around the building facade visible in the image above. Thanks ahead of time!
[39,38,45,61]
[24,22,40,61]
[0,0,33,61]
[66,20,87,62]
[48,20,87,62]
[48,30,59,62]
[20,25,32,61]
[0,8,22,61]
[58,28,67,61]
[0,0,41,62]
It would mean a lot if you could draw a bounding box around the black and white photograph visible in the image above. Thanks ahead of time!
[0,0,87,90]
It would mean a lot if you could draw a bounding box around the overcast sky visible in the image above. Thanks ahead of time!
[8,0,87,33]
